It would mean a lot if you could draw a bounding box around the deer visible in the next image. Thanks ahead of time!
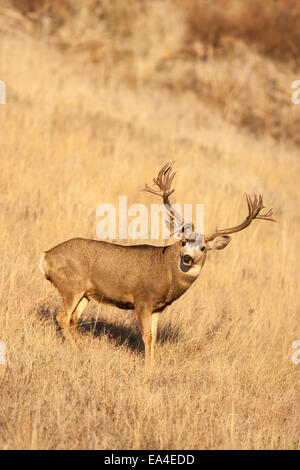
[39,161,276,364]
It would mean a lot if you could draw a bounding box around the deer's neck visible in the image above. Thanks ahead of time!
[164,241,206,303]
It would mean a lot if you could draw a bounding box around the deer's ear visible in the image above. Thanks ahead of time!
[211,235,231,250]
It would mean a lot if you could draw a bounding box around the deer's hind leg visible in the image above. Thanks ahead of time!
[70,297,89,335]
[56,292,87,343]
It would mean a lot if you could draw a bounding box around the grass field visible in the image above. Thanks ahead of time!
[0,1,299,450]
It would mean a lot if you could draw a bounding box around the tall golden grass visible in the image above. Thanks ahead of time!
[0,1,299,449]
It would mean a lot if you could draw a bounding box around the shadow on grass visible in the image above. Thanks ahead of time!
[35,306,58,328]
[36,304,181,354]
[157,319,181,345]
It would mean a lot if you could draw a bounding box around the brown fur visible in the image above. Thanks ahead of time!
[40,162,274,364]
[41,237,210,363]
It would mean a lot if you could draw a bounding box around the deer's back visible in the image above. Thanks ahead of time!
[44,238,171,308]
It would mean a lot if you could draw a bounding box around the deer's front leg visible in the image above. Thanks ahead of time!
[151,312,160,362]
[135,303,153,364]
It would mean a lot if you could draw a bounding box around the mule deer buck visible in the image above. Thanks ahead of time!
[40,161,275,363]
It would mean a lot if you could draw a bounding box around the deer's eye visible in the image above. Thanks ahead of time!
[183,255,193,264]
[200,246,205,252]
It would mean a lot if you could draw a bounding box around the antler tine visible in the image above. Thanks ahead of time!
[245,193,252,216]
[143,161,188,236]
[143,185,161,196]
[253,195,259,217]
[154,160,173,183]
[205,193,276,242]
[165,170,177,195]
[254,194,276,222]
[256,207,276,222]
[144,160,176,201]
[157,160,174,180]
[152,160,176,199]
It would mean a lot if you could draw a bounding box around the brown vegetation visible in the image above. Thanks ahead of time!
[0,0,299,450]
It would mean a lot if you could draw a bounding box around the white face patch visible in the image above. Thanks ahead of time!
[180,248,205,277]
[185,241,198,251]
[179,259,202,278]
[179,232,206,277]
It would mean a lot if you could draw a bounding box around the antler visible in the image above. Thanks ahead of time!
[205,193,276,242]
[143,161,176,203]
[143,161,191,235]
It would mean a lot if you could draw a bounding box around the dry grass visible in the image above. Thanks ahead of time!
[0,1,299,450]
[3,1,300,143]
[185,0,300,63]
